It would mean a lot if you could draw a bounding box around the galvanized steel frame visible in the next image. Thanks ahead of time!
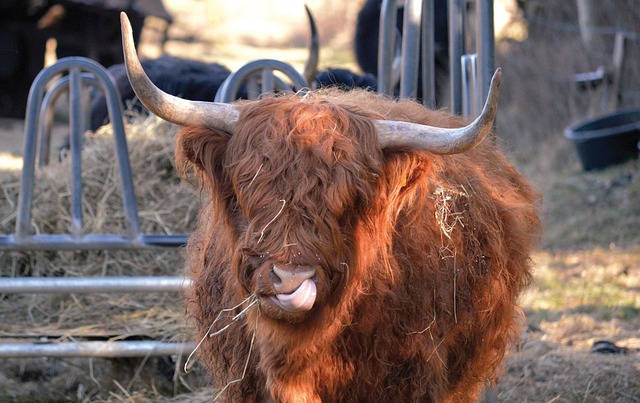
[0,57,190,358]
[215,59,308,102]
[378,0,495,116]
[0,57,189,251]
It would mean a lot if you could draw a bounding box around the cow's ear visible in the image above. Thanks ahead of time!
[175,126,231,179]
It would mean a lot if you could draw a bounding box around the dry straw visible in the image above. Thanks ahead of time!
[0,115,200,342]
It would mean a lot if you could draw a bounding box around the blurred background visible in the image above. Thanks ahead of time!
[1,0,639,401]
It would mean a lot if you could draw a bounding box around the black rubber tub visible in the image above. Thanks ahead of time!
[564,108,640,171]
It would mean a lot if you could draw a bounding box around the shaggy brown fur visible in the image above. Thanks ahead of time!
[176,88,541,402]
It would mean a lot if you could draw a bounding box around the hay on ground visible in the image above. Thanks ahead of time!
[0,115,200,343]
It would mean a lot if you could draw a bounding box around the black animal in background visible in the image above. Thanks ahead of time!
[314,68,378,92]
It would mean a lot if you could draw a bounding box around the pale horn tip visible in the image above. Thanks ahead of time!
[471,67,502,142]
[483,67,502,121]
[120,11,138,78]
[492,67,503,84]
[120,12,132,42]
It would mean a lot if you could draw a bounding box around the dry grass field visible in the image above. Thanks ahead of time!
[1,1,639,402]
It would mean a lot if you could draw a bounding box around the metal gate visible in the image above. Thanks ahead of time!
[0,57,192,358]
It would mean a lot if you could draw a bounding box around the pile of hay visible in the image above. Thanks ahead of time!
[0,116,220,401]
[0,115,201,347]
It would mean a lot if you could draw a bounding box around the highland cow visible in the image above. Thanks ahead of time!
[121,12,541,403]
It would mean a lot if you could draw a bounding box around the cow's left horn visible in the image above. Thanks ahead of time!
[375,68,502,154]
[120,12,239,133]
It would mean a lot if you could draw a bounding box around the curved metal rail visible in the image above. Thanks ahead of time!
[215,59,308,102]
[0,57,189,251]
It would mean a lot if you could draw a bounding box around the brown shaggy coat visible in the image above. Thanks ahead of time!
[176,88,541,402]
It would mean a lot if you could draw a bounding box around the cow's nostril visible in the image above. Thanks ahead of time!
[269,267,282,287]
[271,265,315,294]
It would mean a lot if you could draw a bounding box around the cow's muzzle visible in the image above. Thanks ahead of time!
[269,265,317,312]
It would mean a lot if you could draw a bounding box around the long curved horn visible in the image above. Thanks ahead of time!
[376,68,502,154]
[302,5,320,85]
[120,12,238,133]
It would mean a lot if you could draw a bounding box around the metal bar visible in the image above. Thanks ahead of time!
[461,0,468,52]
[0,276,191,294]
[461,54,471,116]
[470,54,479,117]
[378,0,398,96]
[261,67,275,93]
[37,78,67,168]
[476,0,495,105]
[400,0,423,99]
[103,71,141,241]
[216,59,306,103]
[0,233,188,251]
[16,57,134,241]
[37,74,100,168]
[247,73,260,100]
[81,81,91,142]
[421,0,435,107]
[0,341,195,358]
[448,0,464,114]
[16,65,49,240]
[69,68,84,238]
[461,54,479,117]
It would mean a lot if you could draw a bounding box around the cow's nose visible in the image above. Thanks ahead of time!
[270,265,315,294]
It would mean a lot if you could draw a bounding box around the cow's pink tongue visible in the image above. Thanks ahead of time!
[276,279,317,312]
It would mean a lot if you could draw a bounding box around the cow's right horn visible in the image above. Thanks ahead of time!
[120,12,238,133]
[376,68,502,154]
